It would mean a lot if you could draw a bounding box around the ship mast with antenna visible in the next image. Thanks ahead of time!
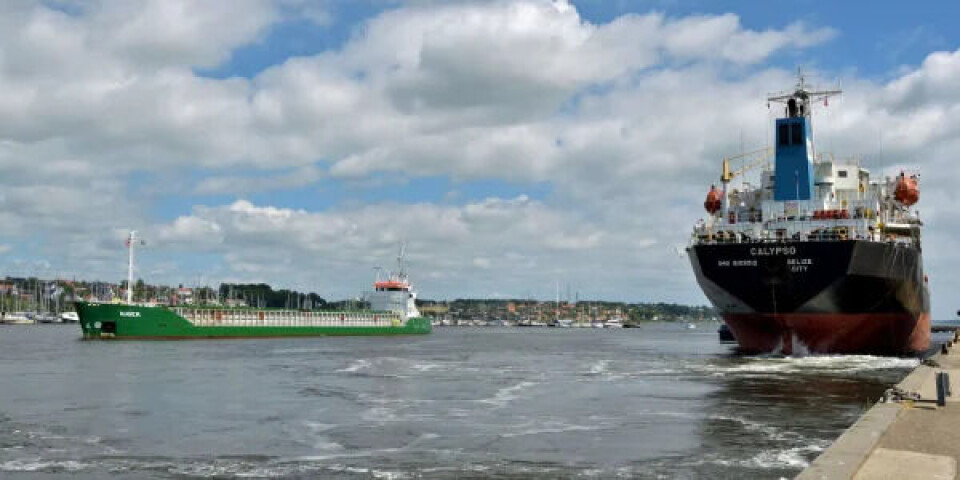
[767,68,842,116]
[396,243,408,283]
[125,230,138,304]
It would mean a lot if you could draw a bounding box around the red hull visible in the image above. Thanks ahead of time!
[723,313,931,356]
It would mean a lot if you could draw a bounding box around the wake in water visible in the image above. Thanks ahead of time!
[477,381,540,408]
[697,354,919,377]
[0,326,921,480]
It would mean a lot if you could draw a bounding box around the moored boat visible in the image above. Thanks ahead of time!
[604,318,624,328]
[717,323,736,342]
[1,312,35,325]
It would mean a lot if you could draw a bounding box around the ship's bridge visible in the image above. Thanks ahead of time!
[774,114,815,201]
[368,246,420,318]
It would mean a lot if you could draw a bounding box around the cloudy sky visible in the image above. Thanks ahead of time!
[2,0,959,318]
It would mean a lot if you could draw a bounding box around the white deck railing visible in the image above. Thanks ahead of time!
[171,308,404,328]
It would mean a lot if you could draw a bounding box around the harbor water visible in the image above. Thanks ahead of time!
[0,324,919,479]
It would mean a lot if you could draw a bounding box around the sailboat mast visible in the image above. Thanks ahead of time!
[555,281,559,324]
[126,230,136,304]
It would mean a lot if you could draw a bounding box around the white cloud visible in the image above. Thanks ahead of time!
[157,216,224,248]
[662,15,835,64]
[0,1,836,183]
[145,196,643,298]
[884,49,960,112]
[94,0,277,70]
[194,165,325,195]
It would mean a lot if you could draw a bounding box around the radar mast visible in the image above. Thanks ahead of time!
[767,67,841,119]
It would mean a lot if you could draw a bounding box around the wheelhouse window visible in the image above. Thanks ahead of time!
[791,123,803,145]
[838,170,848,178]
[778,124,789,146]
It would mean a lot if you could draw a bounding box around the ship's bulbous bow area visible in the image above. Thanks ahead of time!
[723,312,930,356]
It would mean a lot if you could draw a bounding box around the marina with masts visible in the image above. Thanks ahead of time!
[1,278,75,324]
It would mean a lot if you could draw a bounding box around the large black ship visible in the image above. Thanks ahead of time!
[687,75,929,356]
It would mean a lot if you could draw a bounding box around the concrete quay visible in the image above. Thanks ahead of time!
[798,338,960,480]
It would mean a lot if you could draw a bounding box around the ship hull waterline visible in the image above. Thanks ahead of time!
[689,240,930,356]
[722,312,930,356]
[75,302,431,340]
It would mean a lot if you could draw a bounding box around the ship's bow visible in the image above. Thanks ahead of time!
[689,240,929,356]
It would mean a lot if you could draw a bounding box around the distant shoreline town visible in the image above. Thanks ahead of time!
[418,299,715,327]
[1,276,715,326]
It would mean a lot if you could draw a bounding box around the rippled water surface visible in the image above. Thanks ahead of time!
[0,324,920,479]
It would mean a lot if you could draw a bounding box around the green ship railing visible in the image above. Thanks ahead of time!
[171,307,406,328]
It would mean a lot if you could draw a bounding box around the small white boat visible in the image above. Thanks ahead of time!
[2,312,35,325]
[685,323,697,330]
[604,318,624,328]
[35,313,60,323]
[60,311,80,323]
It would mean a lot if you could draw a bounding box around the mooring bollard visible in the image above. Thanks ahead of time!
[936,372,951,407]
[942,343,950,355]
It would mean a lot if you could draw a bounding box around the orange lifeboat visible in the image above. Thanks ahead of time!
[374,280,409,291]
[894,173,919,206]
[704,185,722,214]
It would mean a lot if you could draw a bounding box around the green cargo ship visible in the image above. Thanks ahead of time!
[77,234,430,339]
[76,303,431,339]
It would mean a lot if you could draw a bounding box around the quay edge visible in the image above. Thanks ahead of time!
[797,338,960,480]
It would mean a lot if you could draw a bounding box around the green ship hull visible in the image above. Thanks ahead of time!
[76,302,431,339]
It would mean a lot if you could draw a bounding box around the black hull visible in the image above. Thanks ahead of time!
[689,240,930,355]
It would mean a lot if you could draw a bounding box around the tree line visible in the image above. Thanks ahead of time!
[218,283,327,309]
